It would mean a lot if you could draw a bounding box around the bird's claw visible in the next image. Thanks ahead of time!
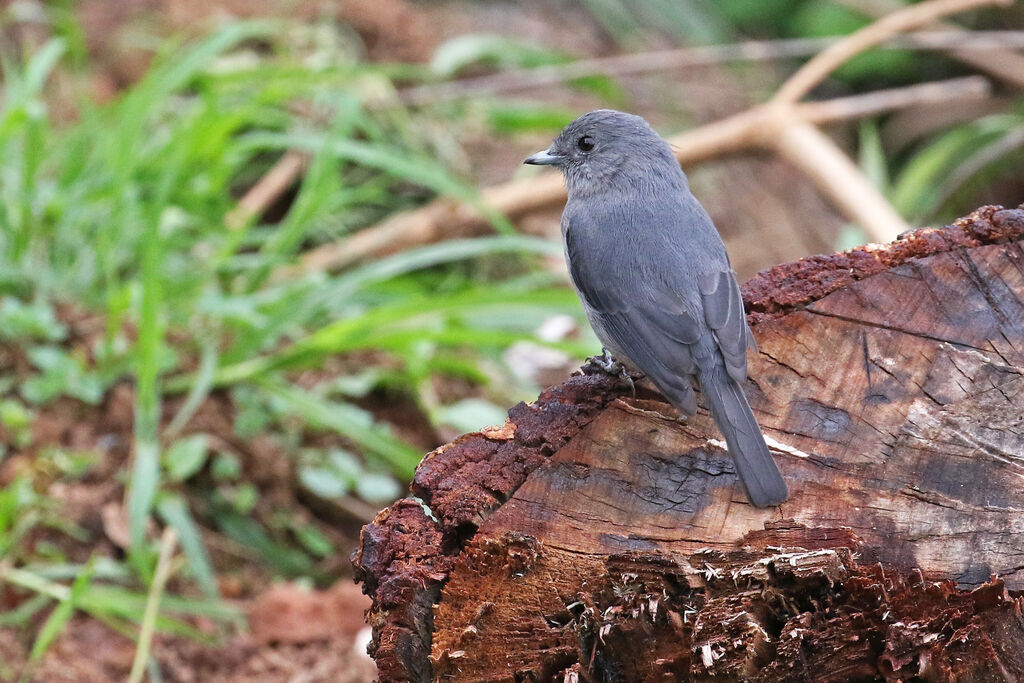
[589,348,617,373]
[588,348,636,397]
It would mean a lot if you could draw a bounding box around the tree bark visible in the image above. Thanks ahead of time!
[353,204,1024,682]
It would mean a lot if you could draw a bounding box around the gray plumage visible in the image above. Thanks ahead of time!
[525,109,788,507]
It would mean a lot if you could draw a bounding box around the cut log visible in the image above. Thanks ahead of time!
[353,204,1024,682]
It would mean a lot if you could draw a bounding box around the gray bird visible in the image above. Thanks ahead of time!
[524,109,788,507]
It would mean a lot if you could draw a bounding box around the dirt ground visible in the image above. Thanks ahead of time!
[0,584,376,682]
[0,359,379,680]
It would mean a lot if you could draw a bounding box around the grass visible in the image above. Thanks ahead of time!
[0,18,590,674]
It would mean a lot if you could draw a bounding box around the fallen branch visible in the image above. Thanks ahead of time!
[293,75,989,274]
[285,0,1008,275]
[225,150,309,231]
[796,74,989,123]
[401,31,1024,106]
[771,0,1010,104]
[836,0,1024,89]
[759,0,1010,239]
[774,120,909,239]
[240,30,1019,237]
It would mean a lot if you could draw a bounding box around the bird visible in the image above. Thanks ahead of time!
[524,109,788,508]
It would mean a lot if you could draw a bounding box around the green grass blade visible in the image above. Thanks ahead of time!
[156,494,219,599]
[891,124,986,221]
[128,140,189,552]
[164,338,219,439]
[260,379,422,478]
[212,509,313,577]
[0,593,51,629]
[25,558,95,672]
[240,130,518,234]
[328,235,561,297]
[858,119,890,192]
[0,39,66,144]
[207,286,579,387]
[127,441,160,552]
[261,96,361,259]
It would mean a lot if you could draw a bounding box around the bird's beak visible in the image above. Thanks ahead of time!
[523,149,563,166]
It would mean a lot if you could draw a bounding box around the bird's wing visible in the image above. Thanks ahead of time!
[697,269,752,385]
[566,224,704,415]
[565,214,754,412]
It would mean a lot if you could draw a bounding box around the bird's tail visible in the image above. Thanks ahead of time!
[702,375,788,507]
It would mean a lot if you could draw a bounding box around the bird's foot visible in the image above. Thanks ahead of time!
[588,348,618,373]
[587,348,636,397]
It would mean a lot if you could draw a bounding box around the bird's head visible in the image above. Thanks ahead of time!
[523,109,684,196]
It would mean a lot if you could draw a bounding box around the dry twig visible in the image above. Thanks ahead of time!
[127,528,179,683]
[796,75,989,123]
[294,73,990,274]
[402,31,1024,106]
[772,0,1011,104]
[835,0,1024,89]
[226,150,309,231]
[775,120,910,237]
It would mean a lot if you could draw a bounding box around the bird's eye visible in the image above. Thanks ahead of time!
[577,135,595,152]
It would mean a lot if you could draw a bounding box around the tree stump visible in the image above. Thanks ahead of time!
[353,204,1024,682]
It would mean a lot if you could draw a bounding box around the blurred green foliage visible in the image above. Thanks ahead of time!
[0,16,587,668]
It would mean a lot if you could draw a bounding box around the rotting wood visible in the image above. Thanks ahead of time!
[354,204,1024,682]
